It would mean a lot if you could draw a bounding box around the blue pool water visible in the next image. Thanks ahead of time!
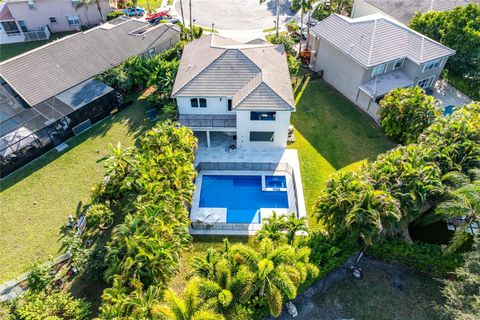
[199,175,289,223]
[265,175,287,189]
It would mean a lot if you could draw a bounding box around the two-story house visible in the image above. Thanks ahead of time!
[0,0,115,44]
[307,14,455,122]
[172,34,295,149]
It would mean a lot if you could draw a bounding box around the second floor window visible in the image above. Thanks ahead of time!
[190,98,207,108]
[67,15,80,25]
[49,17,57,23]
[250,111,276,121]
[371,63,386,77]
[423,58,443,72]
[227,99,232,111]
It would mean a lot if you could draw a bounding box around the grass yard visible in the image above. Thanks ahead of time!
[0,93,153,282]
[289,74,394,228]
[290,261,444,320]
[137,0,164,11]
[0,31,76,62]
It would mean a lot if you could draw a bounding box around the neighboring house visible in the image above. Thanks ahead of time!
[172,34,295,149]
[308,14,455,122]
[0,18,180,176]
[351,0,474,25]
[0,0,116,44]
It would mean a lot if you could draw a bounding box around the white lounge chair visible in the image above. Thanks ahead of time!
[195,210,212,223]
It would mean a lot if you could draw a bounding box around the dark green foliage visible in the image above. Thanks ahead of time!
[366,239,463,277]
[85,202,114,230]
[441,235,480,319]
[106,11,124,21]
[379,87,441,144]
[442,68,480,101]
[146,95,178,120]
[410,4,480,95]
[312,3,331,21]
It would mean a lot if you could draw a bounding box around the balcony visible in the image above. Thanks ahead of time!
[178,114,236,128]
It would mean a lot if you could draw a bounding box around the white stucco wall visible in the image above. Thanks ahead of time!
[236,110,290,149]
[177,96,233,115]
[7,0,113,33]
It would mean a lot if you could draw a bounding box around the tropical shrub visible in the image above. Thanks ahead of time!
[98,122,197,315]
[10,291,91,320]
[192,25,203,39]
[366,239,463,277]
[26,262,53,293]
[85,202,114,230]
[420,102,480,175]
[106,11,124,21]
[287,54,300,75]
[441,235,480,320]
[314,170,401,245]
[257,212,307,245]
[268,34,296,56]
[286,19,300,35]
[146,94,178,120]
[379,87,441,144]
[187,238,318,319]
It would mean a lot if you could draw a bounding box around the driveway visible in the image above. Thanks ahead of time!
[174,0,297,30]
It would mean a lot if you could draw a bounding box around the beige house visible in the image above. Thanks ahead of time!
[308,14,455,122]
[0,0,116,43]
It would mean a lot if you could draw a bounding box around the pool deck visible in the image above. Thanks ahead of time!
[190,148,307,235]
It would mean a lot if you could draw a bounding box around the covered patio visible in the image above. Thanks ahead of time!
[194,131,237,149]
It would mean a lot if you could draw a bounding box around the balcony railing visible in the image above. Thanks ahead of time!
[178,114,236,128]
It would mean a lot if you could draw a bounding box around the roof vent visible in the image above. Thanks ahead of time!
[349,44,355,53]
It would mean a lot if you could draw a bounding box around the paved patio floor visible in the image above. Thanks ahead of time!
[433,79,471,107]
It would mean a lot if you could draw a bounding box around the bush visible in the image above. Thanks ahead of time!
[366,239,463,277]
[146,94,178,120]
[287,54,300,75]
[86,203,114,230]
[379,87,441,144]
[192,25,203,39]
[268,34,296,56]
[26,263,53,293]
[106,11,124,21]
[12,291,91,320]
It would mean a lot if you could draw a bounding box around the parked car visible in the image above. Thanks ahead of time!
[123,7,146,16]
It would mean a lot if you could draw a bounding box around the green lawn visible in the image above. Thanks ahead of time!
[137,0,164,11]
[291,262,444,319]
[0,31,76,62]
[289,76,394,228]
[0,93,153,282]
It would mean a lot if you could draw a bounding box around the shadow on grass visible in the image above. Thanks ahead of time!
[0,92,153,191]
[292,78,394,170]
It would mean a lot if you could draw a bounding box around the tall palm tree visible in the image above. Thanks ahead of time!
[156,277,225,320]
[75,0,105,22]
[189,0,193,40]
[292,0,316,53]
[179,0,185,25]
[260,0,281,36]
[231,238,318,317]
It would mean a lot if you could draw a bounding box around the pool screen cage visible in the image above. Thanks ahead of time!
[0,78,121,177]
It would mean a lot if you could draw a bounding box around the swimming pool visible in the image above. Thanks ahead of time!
[199,175,289,223]
[265,175,287,189]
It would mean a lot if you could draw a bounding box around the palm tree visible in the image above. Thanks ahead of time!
[435,178,479,253]
[231,238,318,317]
[284,213,308,245]
[260,0,280,36]
[291,0,316,54]
[75,0,105,22]
[179,0,185,25]
[189,0,193,40]
[256,211,287,243]
[156,277,225,320]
